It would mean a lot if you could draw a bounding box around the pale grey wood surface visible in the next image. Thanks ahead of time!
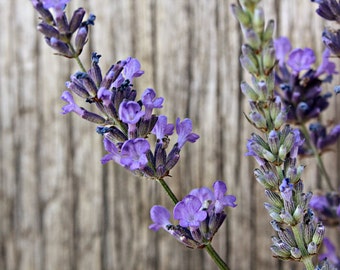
[1,1,339,269]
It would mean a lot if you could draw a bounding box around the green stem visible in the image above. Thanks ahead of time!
[67,42,87,72]
[156,179,230,269]
[299,124,335,191]
[291,225,315,270]
[205,243,230,270]
[156,178,179,204]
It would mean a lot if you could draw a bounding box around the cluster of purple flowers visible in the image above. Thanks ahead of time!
[61,53,199,178]
[274,36,337,124]
[32,0,94,58]
[310,191,340,226]
[149,181,236,248]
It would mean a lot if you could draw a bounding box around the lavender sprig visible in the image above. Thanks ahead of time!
[31,1,234,269]
[231,0,327,269]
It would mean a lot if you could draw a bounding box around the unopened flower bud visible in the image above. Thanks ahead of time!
[312,223,325,246]
[278,228,296,247]
[241,81,258,101]
[82,110,106,124]
[280,210,295,225]
[37,22,60,39]
[290,247,302,259]
[69,7,86,33]
[244,28,261,50]
[45,37,73,57]
[293,205,304,223]
[241,44,260,75]
[230,4,252,28]
[262,43,276,75]
[262,20,275,43]
[253,7,265,34]
[307,241,317,254]
[75,26,88,55]
[268,130,279,155]
[265,190,283,208]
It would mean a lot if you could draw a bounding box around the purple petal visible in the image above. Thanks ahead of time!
[120,138,150,170]
[287,48,316,73]
[176,118,200,149]
[60,91,84,116]
[315,49,338,76]
[119,100,145,125]
[173,195,206,228]
[149,205,172,231]
[151,115,174,140]
[101,138,121,164]
[189,187,214,203]
[97,87,112,106]
[213,181,237,212]
[274,36,292,66]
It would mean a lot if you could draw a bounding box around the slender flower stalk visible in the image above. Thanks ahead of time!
[31,1,235,269]
[231,0,328,268]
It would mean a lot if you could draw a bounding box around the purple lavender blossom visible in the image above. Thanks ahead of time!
[120,138,150,170]
[212,181,237,213]
[319,238,340,268]
[151,115,174,141]
[61,91,84,115]
[176,118,200,149]
[322,28,340,56]
[173,195,207,228]
[149,205,172,231]
[309,191,340,226]
[287,48,316,74]
[274,36,292,67]
[112,57,144,88]
[149,180,236,248]
[279,178,294,202]
[119,100,145,125]
[39,0,70,10]
[311,0,340,22]
[141,88,164,120]
[101,137,121,165]
[275,36,336,124]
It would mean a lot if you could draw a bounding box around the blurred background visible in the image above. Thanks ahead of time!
[1,0,339,269]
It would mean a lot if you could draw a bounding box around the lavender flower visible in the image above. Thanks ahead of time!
[311,0,340,22]
[119,138,150,170]
[149,181,236,248]
[112,57,144,88]
[151,115,174,141]
[141,88,164,120]
[309,191,340,226]
[176,118,200,149]
[274,36,337,124]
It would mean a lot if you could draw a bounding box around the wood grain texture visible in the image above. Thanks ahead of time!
[1,0,339,270]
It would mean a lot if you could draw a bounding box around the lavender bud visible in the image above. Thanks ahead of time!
[262,43,276,75]
[66,81,90,98]
[55,13,69,35]
[280,210,295,225]
[89,53,102,86]
[303,223,314,244]
[278,228,296,248]
[312,223,325,246]
[253,7,265,34]
[45,37,73,57]
[307,241,317,254]
[265,190,283,208]
[241,81,259,101]
[274,110,288,129]
[270,243,291,258]
[262,20,275,43]
[69,7,86,33]
[82,110,106,124]
[270,220,282,232]
[268,130,279,155]
[75,26,88,55]
[241,44,260,75]
[154,142,166,169]
[244,28,261,49]
[78,73,98,96]
[290,247,302,259]
[293,205,304,223]
[230,4,252,28]
[249,111,267,130]
[37,22,60,39]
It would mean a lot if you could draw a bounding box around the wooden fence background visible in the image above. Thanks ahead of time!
[1,0,339,269]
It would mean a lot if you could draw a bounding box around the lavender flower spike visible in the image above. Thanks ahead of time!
[176,118,200,149]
